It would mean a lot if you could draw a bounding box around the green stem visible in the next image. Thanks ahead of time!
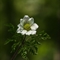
[10,35,26,60]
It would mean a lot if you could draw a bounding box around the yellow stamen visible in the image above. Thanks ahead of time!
[24,23,31,31]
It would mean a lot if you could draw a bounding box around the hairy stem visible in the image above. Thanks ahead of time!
[10,35,26,60]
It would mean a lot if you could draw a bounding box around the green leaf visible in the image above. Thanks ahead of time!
[11,42,20,52]
[34,46,38,53]
[4,39,14,45]
[30,48,37,55]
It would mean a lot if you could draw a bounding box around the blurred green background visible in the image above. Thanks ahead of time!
[0,0,60,60]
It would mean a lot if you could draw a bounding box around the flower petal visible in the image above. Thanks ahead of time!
[31,23,39,30]
[26,30,32,35]
[17,26,23,33]
[20,19,23,23]
[17,24,20,27]
[20,19,25,26]
[21,30,27,35]
[31,31,36,35]
[17,27,21,33]
[28,18,34,25]
[23,15,29,21]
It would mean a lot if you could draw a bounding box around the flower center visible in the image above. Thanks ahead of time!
[24,23,31,31]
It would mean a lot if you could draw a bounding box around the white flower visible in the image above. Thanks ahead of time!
[17,15,39,35]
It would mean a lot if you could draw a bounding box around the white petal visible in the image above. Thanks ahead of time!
[26,30,32,35]
[24,15,29,19]
[20,19,23,23]
[31,31,36,35]
[31,23,39,30]
[17,30,21,33]
[28,18,34,25]
[23,15,29,21]
[17,24,20,27]
[21,30,27,35]
[17,27,21,33]
[20,19,25,26]
[17,26,23,33]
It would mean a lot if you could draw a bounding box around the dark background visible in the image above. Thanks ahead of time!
[0,0,60,60]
